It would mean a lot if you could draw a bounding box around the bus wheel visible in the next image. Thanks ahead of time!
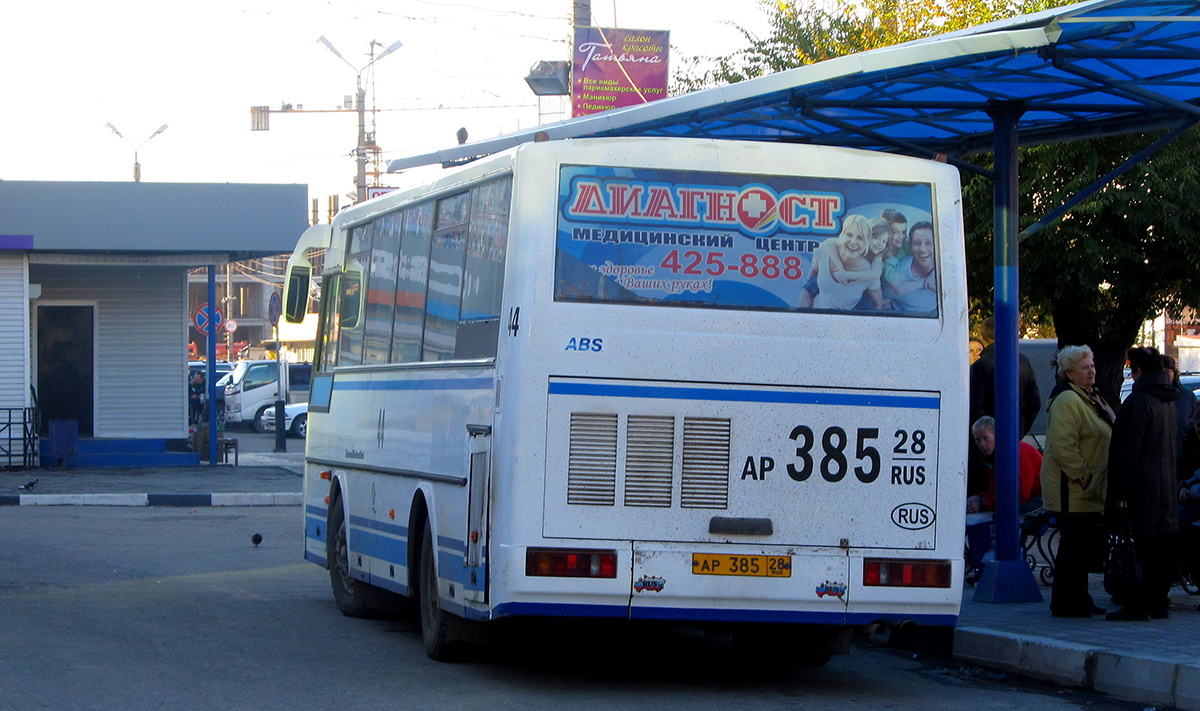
[419,522,459,660]
[328,499,368,617]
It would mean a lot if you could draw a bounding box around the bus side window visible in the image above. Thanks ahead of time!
[363,213,401,363]
[456,177,512,359]
[422,192,470,362]
[338,223,371,366]
[391,203,433,363]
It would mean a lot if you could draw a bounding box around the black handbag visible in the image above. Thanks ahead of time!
[1103,510,1142,596]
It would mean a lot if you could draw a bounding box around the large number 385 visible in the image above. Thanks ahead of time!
[786,426,880,483]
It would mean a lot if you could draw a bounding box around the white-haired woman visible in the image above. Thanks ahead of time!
[1041,345,1115,618]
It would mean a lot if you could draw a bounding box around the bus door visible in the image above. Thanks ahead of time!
[464,424,492,604]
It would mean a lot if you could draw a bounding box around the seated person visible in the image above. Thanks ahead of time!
[966,415,1043,515]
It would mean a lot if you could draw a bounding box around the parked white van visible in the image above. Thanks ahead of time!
[224,360,312,432]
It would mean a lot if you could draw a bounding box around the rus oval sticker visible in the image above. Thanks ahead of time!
[891,502,936,530]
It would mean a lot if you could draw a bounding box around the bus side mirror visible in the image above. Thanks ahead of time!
[284,266,311,324]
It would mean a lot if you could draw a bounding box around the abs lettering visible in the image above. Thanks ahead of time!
[578,338,591,351]
[565,338,577,351]
[591,338,603,352]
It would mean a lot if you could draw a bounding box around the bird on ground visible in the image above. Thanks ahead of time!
[17,479,37,491]
[251,533,263,547]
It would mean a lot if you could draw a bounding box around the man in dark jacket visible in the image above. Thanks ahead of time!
[968,318,1042,494]
[1106,346,1180,621]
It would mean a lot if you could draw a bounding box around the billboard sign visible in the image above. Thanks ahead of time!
[572,28,669,117]
[554,165,940,318]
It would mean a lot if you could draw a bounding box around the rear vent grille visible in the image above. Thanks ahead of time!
[624,415,675,507]
[681,417,731,509]
[567,413,618,506]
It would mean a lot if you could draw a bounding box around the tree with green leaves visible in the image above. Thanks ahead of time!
[964,134,1200,402]
[676,0,1200,405]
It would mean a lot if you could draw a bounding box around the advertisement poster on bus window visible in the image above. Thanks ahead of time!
[554,165,939,318]
[572,28,669,117]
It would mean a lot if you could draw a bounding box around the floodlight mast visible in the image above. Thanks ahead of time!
[317,37,402,202]
[105,123,169,182]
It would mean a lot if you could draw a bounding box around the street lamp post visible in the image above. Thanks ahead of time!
[317,37,402,203]
[105,123,169,182]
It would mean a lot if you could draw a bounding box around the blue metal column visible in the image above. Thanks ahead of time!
[975,102,1042,603]
[207,266,219,466]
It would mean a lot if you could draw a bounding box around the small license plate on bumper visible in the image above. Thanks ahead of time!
[692,554,792,577]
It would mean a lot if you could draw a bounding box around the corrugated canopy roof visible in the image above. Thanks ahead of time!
[389,0,1200,171]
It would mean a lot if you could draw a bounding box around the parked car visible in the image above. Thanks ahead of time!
[224,360,312,432]
[261,402,308,438]
[188,360,234,381]
[1121,372,1200,402]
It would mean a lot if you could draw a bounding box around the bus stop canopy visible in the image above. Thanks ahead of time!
[388,0,1200,604]
[389,0,1200,173]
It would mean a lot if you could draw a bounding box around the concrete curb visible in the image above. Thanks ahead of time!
[0,492,302,507]
[953,626,1200,710]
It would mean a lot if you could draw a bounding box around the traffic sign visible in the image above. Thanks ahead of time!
[268,292,282,327]
[224,319,238,333]
[193,303,224,333]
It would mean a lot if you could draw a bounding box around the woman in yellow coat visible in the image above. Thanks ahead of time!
[1040,345,1115,618]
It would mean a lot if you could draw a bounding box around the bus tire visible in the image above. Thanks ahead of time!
[419,521,460,661]
[328,498,369,617]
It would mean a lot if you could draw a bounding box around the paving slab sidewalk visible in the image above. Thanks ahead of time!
[955,575,1200,709]
[0,451,304,506]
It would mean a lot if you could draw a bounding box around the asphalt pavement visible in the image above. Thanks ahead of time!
[3,438,1199,709]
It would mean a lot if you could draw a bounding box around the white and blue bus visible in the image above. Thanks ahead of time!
[283,137,967,661]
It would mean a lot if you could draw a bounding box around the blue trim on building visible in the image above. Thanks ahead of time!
[147,493,212,507]
[548,381,939,409]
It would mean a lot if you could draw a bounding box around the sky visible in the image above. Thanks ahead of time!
[1,0,771,208]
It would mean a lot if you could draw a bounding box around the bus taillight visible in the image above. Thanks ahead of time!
[863,559,951,588]
[525,549,617,578]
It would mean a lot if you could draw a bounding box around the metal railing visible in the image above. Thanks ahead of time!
[1,408,39,470]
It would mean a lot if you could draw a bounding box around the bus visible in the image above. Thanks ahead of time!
[283,137,967,662]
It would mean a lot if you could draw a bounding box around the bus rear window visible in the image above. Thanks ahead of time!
[554,165,939,318]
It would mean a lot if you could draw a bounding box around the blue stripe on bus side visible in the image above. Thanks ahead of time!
[845,612,958,627]
[334,377,493,392]
[632,607,847,623]
[304,550,328,568]
[438,535,468,554]
[342,519,484,592]
[492,602,631,620]
[548,382,940,409]
[307,504,327,518]
[306,514,326,543]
